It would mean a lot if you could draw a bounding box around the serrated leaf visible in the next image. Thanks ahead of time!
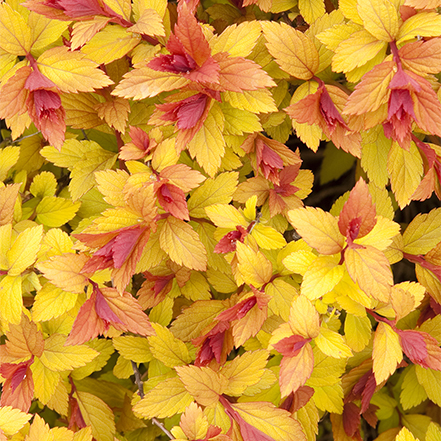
[32,283,78,321]
[288,207,345,255]
[113,335,153,363]
[222,350,269,396]
[299,0,326,24]
[74,391,115,441]
[37,46,113,93]
[36,196,81,228]
[81,24,141,64]
[344,314,371,352]
[397,12,441,44]
[0,405,32,436]
[148,323,192,368]
[7,225,43,276]
[357,0,399,42]
[315,327,352,359]
[373,322,402,384]
[31,357,60,405]
[29,12,68,52]
[159,216,207,271]
[133,376,194,419]
[400,365,427,410]
[235,242,273,288]
[0,145,20,181]
[288,295,320,339]
[39,334,98,371]
[262,21,319,79]
[403,208,441,255]
[415,366,441,406]
[0,3,32,55]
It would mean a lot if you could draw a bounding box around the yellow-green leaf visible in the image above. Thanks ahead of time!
[36,197,81,228]
[0,405,32,436]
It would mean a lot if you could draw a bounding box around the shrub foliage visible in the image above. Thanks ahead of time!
[0,0,441,440]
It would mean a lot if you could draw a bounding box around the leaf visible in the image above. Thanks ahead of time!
[344,314,371,352]
[0,146,20,181]
[230,401,306,441]
[397,12,441,44]
[148,323,192,368]
[262,21,319,79]
[0,406,32,436]
[312,383,344,414]
[37,46,113,93]
[6,225,42,276]
[403,208,441,254]
[222,350,269,396]
[35,196,81,228]
[133,376,194,419]
[373,322,402,384]
[0,184,21,226]
[74,391,115,441]
[222,89,277,114]
[29,13,69,52]
[400,365,428,410]
[314,328,352,359]
[235,242,273,288]
[31,357,60,405]
[0,3,32,55]
[400,39,441,76]
[210,22,262,57]
[357,0,399,42]
[128,8,165,36]
[188,172,238,218]
[332,30,387,73]
[299,0,326,24]
[288,207,345,255]
[113,336,153,363]
[415,366,441,406]
[5,315,44,359]
[81,24,141,64]
[205,204,246,229]
[36,253,90,293]
[187,106,225,178]
[39,334,98,371]
[0,275,23,325]
[159,216,207,271]
[345,246,393,303]
[301,256,345,300]
[387,141,423,209]
[113,67,190,99]
[288,295,320,339]
[176,365,229,407]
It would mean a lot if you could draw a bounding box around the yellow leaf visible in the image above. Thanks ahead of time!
[187,106,225,178]
[288,207,345,255]
[95,97,131,133]
[345,246,393,303]
[94,169,129,207]
[37,46,113,93]
[176,365,229,406]
[266,278,298,321]
[7,225,43,276]
[230,401,306,441]
[128,8,165,36]
[210,21,261,57]
[221,103,263,136]
[71,17,110,50]
[0,3,32,55]
[315,327,352,359]
[36,197,81,228]
[180,271,211,301]
[81,24,141,64]
[397,12,441,44]
[0,183,20,227]
[151,138,180,172]
[39,334,98,372]
[222,350,269,396]
[113,67,190,99]
[297,400,319,441]
[307,346,346,388]
[283,249,317,276]
[396,427,418,441]
[0,145,19,181]
[355,216,401,251]
[388,141,423,209]
[134,376,194,419]
[332,30,387,73]
[373,322,402,384]
[0,405,32,436]
[299,0,326,24]
[252,224,286,250]
[288,295,320,339]
[25,414,51,441]
[312,383,344,414]
[235,241,273,288]
[148,323,192,368]
[159,216,207,271]
[222,89,277,114]
[74,391,115,441]
[32,282,78,322]
[262,21,319,79]
[205,204,246,229]
[403,208,441,255]
[301,256,345,300]
[339,0,363,23]
[415,366,441,406]
[30,171,57,199]
[426,423,441,441]
[400,365,428,411]
[113,335,153,363]
[29,12,69,52]
[344,314,371,352]
[69,150,118,201]
[36,253,90,293]
[62,92,103,129]
[361,129,391,188]
[357,0,399,42]
[31,357,61,405]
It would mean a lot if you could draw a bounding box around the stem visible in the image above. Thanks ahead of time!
[131,361,175,440]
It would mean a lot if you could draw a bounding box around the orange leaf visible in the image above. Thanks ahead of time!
[399,39,441,76]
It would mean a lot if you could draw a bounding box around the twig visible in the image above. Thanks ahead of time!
[131,361,175,440]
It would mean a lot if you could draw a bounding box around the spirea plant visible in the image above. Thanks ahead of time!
[0,0,441,440]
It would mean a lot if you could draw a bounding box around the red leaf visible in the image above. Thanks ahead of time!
[273,335,310,357]
[156,182,190,220]
[214,226,248,254]
[0,360,34,412]
[95,287,123,324]
[343,402,361,437]
[338,178,377,242]
[397,329,427,366]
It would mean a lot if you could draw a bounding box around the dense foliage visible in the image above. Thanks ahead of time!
[0,0,441,440]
